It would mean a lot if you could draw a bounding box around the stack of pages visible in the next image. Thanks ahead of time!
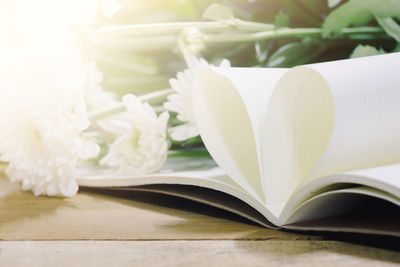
[78,52,400,237]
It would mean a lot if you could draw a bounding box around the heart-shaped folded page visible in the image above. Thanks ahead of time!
[193,67,286,203]
[193,52,400,215]
[263,52,400,215]
[261,67,335,213]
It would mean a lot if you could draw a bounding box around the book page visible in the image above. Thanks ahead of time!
[302,53,400,182]
[261,67,335,215]
[92,184,276,228]
[283,186,400,237]
[283,186,400,225]
[79,66,288,225]
[77,156,279,226]
[193,67,286,203]
[261,52,400,216]
[279,163,400,225]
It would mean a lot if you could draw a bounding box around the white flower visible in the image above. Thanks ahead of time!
[99,94,169,174]
[83,61,119,111]
[178,27,205,55]
[0,43,99,197]
[164,56,230,141]
[0,0,118,197]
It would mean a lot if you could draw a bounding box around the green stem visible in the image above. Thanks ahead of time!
[94,53,158,75]
[91,35,177,52]
[88,88,173,122]
[139,88,174,103]
[94,20,274,38]
[205,26,385,43]
[168,149,211,158]
[234,19,275,31]
[92,21,385,51]
[205,27,322,43]
[94,22,233,37]
[88,104,125,122]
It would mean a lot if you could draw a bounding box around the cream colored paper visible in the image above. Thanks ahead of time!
[77,157,278,226]
[284,186,400,225]
[264,53,400,213]
[262,67,335,213]
[303,53,400,181]
[193,67,286,202]
[195,53,400,217]
[78,53,400,236]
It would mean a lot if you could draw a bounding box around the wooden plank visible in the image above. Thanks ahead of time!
[0,176,307,241]
[0,240,399,266]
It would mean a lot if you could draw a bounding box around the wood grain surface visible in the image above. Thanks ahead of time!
[0,175,399,266]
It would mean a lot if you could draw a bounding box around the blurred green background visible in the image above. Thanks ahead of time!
[87,0,396,98]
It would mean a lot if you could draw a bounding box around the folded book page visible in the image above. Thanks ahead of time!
[263,52,400,214]
[77,53,400,233]
[193,67,286,203]
[276,52,400,219]
[77,157,279,226]
[283,185,400,224]
[283,186,400,237]
[196,52,400,219]
[261,66,335,215]
[281,163,400,221]
[103,184,276,228]
[302,52,400,182]
[195,65,336,216]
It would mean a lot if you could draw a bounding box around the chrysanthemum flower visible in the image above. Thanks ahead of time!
[99,94,169,174]
[0,43,99,197]
[83,61,119,111]
[164,56,230,141]
[0,0,122,196]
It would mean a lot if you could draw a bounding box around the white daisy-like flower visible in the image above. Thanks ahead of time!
[178,27,205,56]
[0,0,119,197]
[0,43,99,197]
[99,94,169,174]
[83,61,119,111]
[164,56,230,141]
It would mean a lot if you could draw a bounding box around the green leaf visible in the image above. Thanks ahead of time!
[255,41,274,63]
[393,43,400,51]
[274,11,290,27]
[266,38,326,67]
[202,3,235,22]
[375,16,400,42]
[322,0,400,36]
[322,1,373,37]
[364,0,400,18]
[350,44,386,58]
[168,148,211,158]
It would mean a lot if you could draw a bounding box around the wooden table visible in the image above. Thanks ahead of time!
[0,176,399,266]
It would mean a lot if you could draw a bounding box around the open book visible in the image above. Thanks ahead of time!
[77,52,400,237]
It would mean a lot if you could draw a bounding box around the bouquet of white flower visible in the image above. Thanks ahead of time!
[1,0,399,198]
